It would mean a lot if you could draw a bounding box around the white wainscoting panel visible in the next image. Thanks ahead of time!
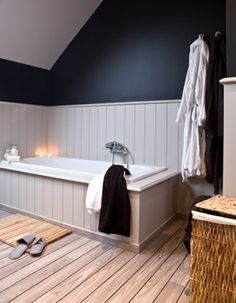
[0,101,48,158]
[47,100,181,169]
[0,99,215,211]
[0,169,179,249]
[0,170,89,229]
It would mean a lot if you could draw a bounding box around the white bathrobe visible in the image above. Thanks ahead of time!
[176,37,209,180]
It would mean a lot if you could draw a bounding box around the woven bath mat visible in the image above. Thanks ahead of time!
[0,213,72,247]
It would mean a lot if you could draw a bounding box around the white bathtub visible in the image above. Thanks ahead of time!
[0,157,166,184]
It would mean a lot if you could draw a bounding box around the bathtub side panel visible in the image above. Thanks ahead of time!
[52,179,63,221]
[35,177,44,216]
[139,177,177,244]
[84,187,97,232]
[62,182,74,225]
[73,183,86,228]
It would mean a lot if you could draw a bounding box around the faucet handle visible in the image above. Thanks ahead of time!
[105,141,114,149]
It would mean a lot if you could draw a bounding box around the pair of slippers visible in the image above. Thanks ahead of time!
[9,235,46,259]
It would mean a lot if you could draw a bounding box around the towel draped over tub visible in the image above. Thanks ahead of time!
[98,164,131,237]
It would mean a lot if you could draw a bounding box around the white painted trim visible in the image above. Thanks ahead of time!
[0,101,47,108]
[0,99,180,108]
[128,170,180,192]
[50,99,181,108]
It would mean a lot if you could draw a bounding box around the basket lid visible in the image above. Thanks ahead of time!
[195,195,236,219]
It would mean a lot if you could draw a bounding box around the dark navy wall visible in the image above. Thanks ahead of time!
[51,0,226,105]
[0,58,50,105]
[226,0,236,76]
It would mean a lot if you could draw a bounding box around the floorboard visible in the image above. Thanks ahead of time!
[177,282,190,303]
[0,209,190,303]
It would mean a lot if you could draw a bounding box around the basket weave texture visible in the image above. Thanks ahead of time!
[190,195,236,303]
[196,195,236,217]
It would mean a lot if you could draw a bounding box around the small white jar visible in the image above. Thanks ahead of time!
[3,148,10,160]
[10,145,19,156]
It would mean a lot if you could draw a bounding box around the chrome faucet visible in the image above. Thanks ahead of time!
[105,141,128,154]
[105,141,129,170]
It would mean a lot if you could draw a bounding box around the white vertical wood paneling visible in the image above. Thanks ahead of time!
[115,106,125,143]
[43,178,53,219]
[27,107,34,156]
[115,105,125,164]
[167,103,179,170]
[0,100,182,170]
[89,107,98,160]
[35,177,44,216]
[155,104,167,167]
[0,167,100,233]
[59,107,67,156]
[81,107,90,159]
[27,106,34,155]
[67,108,74,157]
[0,102,48,159]
[62,182,74,224]
[0,168,180,247]
[105,106,116,162]
[19,174,27,210]
[52,179,63,221]
[11,173,19,209]
[124,105,135,165]
[26,175,35,213]
[73,107,82,158]
[144,104,156,166]
[84,188,96,232]
[178,122,184,170]
[5,171,12,205]
[46,101,181,169]
[52,107,60,156]
[42,108,48,152]
[11,104,20,147]
[19,106,28,157]
[134,104,145,164]
[35,107,43,153]
[97,106,106,161]
[1,103,11,152]
[47,107,55,155]
[0,171,4,204]
[0,100,215,229]
[73,183,85,227]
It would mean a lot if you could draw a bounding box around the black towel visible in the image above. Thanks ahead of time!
[98,164,131,237]
[204,33,226,194]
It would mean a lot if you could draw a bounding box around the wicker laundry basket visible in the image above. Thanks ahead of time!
[190,195,236,303]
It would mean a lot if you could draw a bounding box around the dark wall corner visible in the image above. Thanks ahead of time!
[0,58,50,106]
[51,0,226,106]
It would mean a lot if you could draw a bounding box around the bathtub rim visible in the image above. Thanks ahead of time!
[0,159,179,192]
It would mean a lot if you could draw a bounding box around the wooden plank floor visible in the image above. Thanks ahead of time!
[0,209,190,303]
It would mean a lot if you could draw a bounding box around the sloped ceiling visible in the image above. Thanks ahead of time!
[0,0,103,70]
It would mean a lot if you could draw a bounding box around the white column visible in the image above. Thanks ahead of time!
[220,77,236,196]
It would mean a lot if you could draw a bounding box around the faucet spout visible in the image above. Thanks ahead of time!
[105,141,129,169]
